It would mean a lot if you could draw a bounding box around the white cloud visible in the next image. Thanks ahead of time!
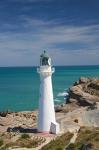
[0,18,99,66]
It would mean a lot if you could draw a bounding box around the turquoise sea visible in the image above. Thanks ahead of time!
[0,66,99,112]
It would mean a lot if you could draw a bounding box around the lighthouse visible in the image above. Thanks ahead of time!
[37,51,60,134]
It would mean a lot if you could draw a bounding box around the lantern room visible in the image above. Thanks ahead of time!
[40,51,51,66]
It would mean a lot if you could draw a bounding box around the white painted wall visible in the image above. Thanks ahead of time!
[37,66,56,132]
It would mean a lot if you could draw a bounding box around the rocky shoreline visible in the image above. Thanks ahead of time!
[0,77,99,149]
[55,77,99,113]
[67,77,99,105]
[0,111,38,133]
[0,77,99,132]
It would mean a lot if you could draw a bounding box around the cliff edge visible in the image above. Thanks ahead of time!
[67,77,99,106]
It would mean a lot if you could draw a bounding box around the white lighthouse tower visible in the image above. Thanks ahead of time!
[37,51,60,134]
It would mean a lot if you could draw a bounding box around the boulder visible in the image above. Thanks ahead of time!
[0,112,8,117]
[73,77,90,86]
[79,77,90,84]
[67,77,99,106]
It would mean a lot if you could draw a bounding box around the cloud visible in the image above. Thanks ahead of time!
[0,17,99,66]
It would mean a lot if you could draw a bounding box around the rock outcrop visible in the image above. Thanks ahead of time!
[0,77,99,150]
[67,77,99,106]
[0,111,37,133]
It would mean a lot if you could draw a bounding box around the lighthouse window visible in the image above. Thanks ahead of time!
[42,57,49,66]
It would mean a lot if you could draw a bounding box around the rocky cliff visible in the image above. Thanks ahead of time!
[67,77,99,106]
[0,77,99,150]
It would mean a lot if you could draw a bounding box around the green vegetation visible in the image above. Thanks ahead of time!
[66,127,99,150]
[66,143,75,150]
[0,127,99,150]
[41,128,99,150]
[41,132,73,150]
[0,142,16,150]
[16,135,46,148]
[16,138,38,148]
[0,139,3,147]
[0,135,46,150]
[20,133,30,139]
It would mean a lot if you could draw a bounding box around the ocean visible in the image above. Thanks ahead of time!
[0,66,99,112]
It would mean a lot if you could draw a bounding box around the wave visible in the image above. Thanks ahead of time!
[57,91,69,97]
[54,99,62,102]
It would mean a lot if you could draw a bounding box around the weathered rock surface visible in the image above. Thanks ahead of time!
[0,110,12,117]
[67,77,99,106]
[0,111,37,133]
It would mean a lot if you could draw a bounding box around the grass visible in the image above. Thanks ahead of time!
[0,139,4,147]
[1,127,99,150]
[66,127,99,150]
[41,132,73,150]
[20,133,30,139]
[0,142,17,150]
[41,128,99,150]
[0,134,46,150]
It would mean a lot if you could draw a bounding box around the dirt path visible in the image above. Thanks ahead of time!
[64,132,78,150]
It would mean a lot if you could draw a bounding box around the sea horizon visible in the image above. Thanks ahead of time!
[0,65,99,68]
[0,65,99,112]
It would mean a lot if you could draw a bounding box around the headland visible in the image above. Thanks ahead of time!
[0,77,99,150]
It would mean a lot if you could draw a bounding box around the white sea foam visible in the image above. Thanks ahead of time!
[57,91,68,97]
[54,99,61,102]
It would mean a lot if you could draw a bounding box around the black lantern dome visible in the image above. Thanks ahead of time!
[40,51,51,66]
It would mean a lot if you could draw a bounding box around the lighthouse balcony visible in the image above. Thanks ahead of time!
[37,66,55,75]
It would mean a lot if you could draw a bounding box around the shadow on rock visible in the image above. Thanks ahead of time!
[7,126,37,134]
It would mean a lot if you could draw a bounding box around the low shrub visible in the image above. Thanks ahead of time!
[0,139,3,147]
[21,134,30,139]
[66,143,75,150]
[41,132,73,150]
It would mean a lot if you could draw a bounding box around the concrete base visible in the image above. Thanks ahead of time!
[50,122,60,134]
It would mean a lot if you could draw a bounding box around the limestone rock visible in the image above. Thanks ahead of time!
[0,111,37,133]
[67,77,99,106]
[73,77,90,86]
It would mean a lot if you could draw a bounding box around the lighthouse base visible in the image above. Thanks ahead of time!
[38,122,60,134]
[50,122,60,134]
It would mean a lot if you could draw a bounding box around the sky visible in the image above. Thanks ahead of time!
[0,0,99,66]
